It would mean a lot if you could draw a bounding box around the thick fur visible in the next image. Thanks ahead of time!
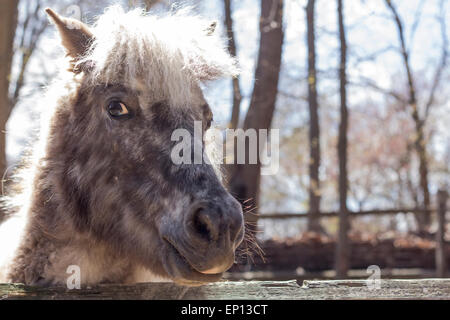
[0,6,239,286]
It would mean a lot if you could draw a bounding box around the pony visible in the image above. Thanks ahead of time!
[0,6,244,287]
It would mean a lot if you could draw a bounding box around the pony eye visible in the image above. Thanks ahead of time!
[107,101,131,119]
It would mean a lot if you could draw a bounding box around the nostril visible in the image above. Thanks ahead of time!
[192,208,218,242]
[187,200,243,248]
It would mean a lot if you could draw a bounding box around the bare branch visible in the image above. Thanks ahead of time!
[384,0,417,106]
[408,0,425,53]
[278,90,308,101]
[349,76,407,104]
[351,45,398,65]
[423,0,449,121]
[384,0,432,226]
[9,0,50,116]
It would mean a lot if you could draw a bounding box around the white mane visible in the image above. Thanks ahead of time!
[79,5,238,106]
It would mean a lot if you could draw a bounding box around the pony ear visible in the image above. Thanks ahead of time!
[45,8,93,62]
[190,21,238,82]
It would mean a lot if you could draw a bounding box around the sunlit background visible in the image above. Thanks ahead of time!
[3,0,450,279]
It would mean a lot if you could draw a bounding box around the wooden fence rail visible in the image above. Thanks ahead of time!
[258,208,435,219]
[256,189,449,279]
[3,279,450,299]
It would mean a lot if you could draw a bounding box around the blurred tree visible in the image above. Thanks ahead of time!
[305,0,324,233]
[336,0,349,278]
[126,0,160,10]
[228,0,284,224]
[223,0,242,130]
[10,1,50,111]
[0,0,19,185]
[384,0,448,233]
[142,0,163,10]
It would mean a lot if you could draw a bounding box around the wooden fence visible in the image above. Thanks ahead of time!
[258,208,435,219]
[257,189,449,278]
[3,279,450,299]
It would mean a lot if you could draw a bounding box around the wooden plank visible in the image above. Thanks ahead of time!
[258,208,436,219]
[2,279,450,300]
[224,268,437,281]
[302,279,450,300]
[0,281,301,300]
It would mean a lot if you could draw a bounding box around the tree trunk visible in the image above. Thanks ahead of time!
[335,0,350,278]
[0,0,19,187]
[223,0,242,130]
[228,0,284,224]
[142,0,161,10]
[385,0,431,233]
[306,0,323,232]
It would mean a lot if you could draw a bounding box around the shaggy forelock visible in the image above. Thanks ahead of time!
[79,5,238,106]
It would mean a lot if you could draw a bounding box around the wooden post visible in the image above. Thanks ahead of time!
[436,189,448,277]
